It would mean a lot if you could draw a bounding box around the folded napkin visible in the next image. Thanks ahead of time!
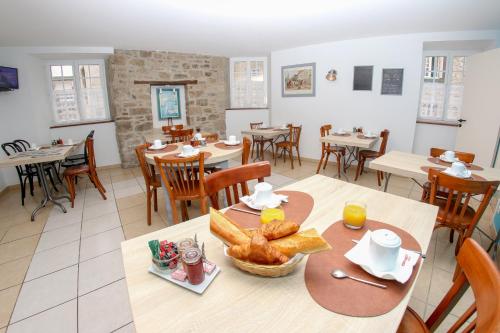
[239,193,288,210]
[344,230,419,284]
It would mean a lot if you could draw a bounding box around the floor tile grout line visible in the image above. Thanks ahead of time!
[22,263,79,284]
[7,297,78,327]
[78,277,125,298]
[110,321,133,332]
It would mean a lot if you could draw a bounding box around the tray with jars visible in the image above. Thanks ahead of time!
[148,237,220,294]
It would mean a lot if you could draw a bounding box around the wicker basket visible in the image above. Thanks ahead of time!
[230,253,305,277]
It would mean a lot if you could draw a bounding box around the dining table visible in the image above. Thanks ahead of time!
[241,127,289,161]
[121,174,438,333]
[369,150,500,192]
[0,142,83,221]
[320,131,379,177]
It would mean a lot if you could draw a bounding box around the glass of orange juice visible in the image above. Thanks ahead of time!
[260,208,285,224]
[343,201,367,229]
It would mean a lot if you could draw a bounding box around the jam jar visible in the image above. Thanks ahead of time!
[182,247,205,285]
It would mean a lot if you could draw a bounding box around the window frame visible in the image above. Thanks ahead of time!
[46,59,111,125]
[229,57,268,109]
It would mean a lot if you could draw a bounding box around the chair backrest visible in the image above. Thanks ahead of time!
[1,142,26,176]
[289,125,302,145]
[13,139,30,151]
[378,129,390,155]
[171,128,193,143]
[425,238,500,332]
[204,161,271,209]
[134,144,155,188]
[430,147,475,164]
[241,137,251,165]
[320,124,332,150]
[83,130,95,162]
[154,153,206,200]
[85,138,98,172]
[250,122,263,130]
[205,133,219,142]
[428,168,500,239]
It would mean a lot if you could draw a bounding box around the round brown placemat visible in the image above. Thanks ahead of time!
[214,142,243,150]
[357,134,376,140]
[145,145,178,154]
[420,166,486,181]
[427,157,483,171]
[332,133,350,137]
[304,219,422,317]
[160,151,212,160]
[224,190,314,229]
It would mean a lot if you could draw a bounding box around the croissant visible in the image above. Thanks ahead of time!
[228,232,289,265]
[243,220,300,241]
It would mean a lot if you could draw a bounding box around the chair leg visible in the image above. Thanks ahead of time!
[20,177,26,206]
[271,142,275,159]
[449,229,455,243]
[354,158,363,181]
[65,175,75,208]
[296,146,301,166]
[289,147,294,169]
[180,201,188,222]
[89,174,106,200]
[274,146,278,166]
[170,199,180,225]
[336,154,341,179]
[93,173,106,193]
[200,196,208,215]
[316,150,325,174]
[46,169,58,192]
[153,188,158,212]
[260,142,264,161]
[377,171,382,186]
[323,152,330,170]
[146,189,152,226]
[28,175,35,196]
[420,188,428,202]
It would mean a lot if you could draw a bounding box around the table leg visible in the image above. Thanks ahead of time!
[383,172,392,192]
[31,163,67,221]
[343,146,359,170]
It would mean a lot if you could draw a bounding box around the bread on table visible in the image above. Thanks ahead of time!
[269,229,331,257]
[228,232,289,265]
[210,208,249,245]
[243,220,299,241]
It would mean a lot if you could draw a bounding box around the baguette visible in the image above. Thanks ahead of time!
[269,229,331,257]
[209,208,250,245]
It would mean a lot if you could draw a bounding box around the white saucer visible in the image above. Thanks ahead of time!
[149,144,167,150]
[443,168,471,179]
[334,131,347,135]
[177,149,200,158]
[439,155,459,163]
[223,140,240,146]
[240,193,288,211]
[363,134,377,138]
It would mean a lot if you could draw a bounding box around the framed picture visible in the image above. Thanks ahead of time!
[381,68,404,95]
[353,66,373,91]
[281,63,316,97]
[156,87,181,119]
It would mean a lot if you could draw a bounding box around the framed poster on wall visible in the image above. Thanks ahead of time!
[353,66,373,91]
[156,87,182,119]
[281,63,316,97]
[381,68,404,95]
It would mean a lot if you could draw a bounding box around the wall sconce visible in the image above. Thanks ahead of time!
[326,69,337,81]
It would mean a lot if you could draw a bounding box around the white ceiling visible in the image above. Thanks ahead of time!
[1,0,499,57]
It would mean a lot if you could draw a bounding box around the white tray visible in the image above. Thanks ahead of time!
[148,265,220,294]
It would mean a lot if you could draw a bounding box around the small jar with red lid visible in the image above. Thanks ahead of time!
[182,247,205,285]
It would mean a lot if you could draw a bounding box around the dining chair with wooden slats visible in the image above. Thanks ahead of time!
[426,168,500,254]
[249,122,275,160]
[354,129,390,186]
[420,147,476,202]
[397,238,500,333]
[154,153,207,224]
[316,124,346,178]
[170,128,193,143]
[135,144,162,225]
[275,124,302,169]
[204,161,271,209]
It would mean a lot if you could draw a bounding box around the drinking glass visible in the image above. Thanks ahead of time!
[343,201,367,229]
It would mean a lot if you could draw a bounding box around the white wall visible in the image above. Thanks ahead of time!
[412,124,458,155]
[0,47,120,190]
[270,30,500,160]
[225,108,270,141]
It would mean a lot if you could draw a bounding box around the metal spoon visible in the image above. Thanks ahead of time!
[331,269,387,289]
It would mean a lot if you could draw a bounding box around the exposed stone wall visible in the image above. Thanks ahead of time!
[107,49,229,167]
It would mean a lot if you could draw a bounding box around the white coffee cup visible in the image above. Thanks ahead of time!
[451,161,468,177]
[337,128,345,134]
[194,133,202,140]
[365,130,373,137]
[67,138,73,145]
[182,145,195,155]
[369,229,401,272]
[228,135,236,143]
[153,139,162,148]
[254,182,273,206]
[444,150,456,161]
[261,123,267,128]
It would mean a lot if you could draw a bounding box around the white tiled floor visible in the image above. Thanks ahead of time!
[0,153,497,332]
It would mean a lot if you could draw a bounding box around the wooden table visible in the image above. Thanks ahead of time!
[143,129,214,144]
[320,132,379,175]
[369,150,500,192]
[121,174,438,333]
[241,127,289,161]
[0,144,82,220]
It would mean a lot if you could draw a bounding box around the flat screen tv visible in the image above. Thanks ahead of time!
[0,66,19,91]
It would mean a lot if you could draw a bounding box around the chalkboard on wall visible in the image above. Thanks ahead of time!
[353,66,373,91]
[381,68,404,95]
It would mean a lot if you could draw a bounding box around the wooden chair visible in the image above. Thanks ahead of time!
[275,125,302,169]
[397,238,500,333]
[250,122,274,160]
[170,128,193,143]
[154,153,207,225]
[420,148,476,202]
[205,133,219,142]
[241,136,251,165]
[426,168,499,253]
[354,129,390,186]
[204,161,271,209]
[135,144,162,226]
[64,137,106,208]
[162,124,184,133]
[316,124,346,178]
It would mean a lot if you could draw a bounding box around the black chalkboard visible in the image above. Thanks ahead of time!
[353,66,373,91]
[381,68,404,95]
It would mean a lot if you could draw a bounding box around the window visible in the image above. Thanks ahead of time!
[230,57,267,108]
[48,60,110,124]
[418,53,468,122]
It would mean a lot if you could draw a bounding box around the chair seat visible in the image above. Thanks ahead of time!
[359,150,379,159]
[422,181,452,198]
[253,136,273,143]
[435,197,476,228]
[61,159,86,168]
[66,153,85,162]
[276,141,295,148]
[325,146,346,154]
[63,164,89,176]
[396,307,429,333]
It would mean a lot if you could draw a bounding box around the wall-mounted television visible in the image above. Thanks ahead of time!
[0,66,19,91]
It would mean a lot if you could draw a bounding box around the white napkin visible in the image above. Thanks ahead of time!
[239,193,288,210]
[177,149,200,158]
[443,167,471,179]
[344,230,419,284]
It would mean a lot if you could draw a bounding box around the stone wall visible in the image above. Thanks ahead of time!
[107,49,229,167]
